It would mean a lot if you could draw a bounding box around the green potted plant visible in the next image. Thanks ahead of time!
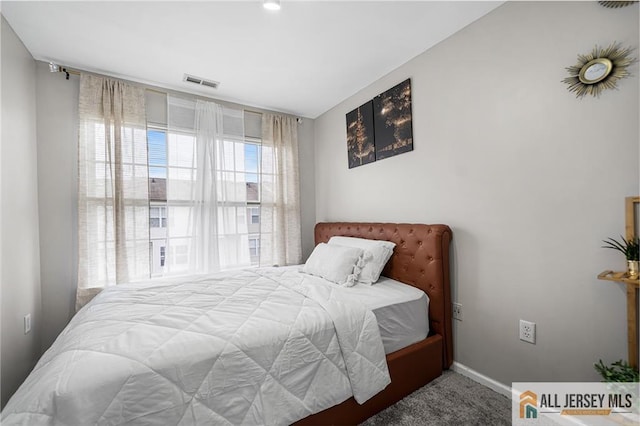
[602,235,640,278]
[594,359,639,382]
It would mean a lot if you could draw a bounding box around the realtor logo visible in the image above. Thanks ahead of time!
[520,390,538,419]
[513,382,639,425]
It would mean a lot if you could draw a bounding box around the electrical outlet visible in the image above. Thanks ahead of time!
[24,314,31,335]
[452,303,462,321]
[519,319,535,344]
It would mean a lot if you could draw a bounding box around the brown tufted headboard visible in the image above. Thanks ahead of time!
[314,222,453,368]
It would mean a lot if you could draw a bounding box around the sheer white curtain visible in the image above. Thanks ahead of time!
[166,96,250,274]
[259,114,302,266]
[77,74,149,309]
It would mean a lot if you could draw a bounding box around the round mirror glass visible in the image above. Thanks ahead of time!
[579,58,613,84]
[585,63,608,80]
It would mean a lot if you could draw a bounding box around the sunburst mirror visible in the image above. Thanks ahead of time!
[598,1,638,8]
[563,43,636,98]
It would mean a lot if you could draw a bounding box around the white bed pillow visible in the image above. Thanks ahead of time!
[302,243,365,287]
[328,236,395,285]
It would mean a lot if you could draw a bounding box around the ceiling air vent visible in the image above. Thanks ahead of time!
[183,74,219,89]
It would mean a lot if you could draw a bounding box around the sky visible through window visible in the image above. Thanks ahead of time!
[245,144,258,183]
[148,130,166,178]
[147,129,258,183]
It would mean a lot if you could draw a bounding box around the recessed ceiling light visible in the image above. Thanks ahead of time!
[263,0,281,11]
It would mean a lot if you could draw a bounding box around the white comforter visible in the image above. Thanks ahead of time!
[2,267,390,425]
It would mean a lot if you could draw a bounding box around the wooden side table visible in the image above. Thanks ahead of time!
[598,270,639,369]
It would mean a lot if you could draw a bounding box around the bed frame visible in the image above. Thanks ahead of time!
[295,222,453,425]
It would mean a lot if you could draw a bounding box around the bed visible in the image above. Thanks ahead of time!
[1,222,452,425]
[295,222,453,425]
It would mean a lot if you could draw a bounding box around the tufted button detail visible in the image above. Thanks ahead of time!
[418,241,423,246]
[411,255,415,260]
[420,269,425,275]
[428,256,433,261]
[427,229,432,234]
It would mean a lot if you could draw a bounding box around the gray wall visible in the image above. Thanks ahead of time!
[298,118,316,260]
[33,66,317,350]
[313,1,639,384]
[1,16,43,407]
[35,62,79,351]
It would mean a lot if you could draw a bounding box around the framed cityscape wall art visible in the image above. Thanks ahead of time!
[373,78,413,161]
[345,100,376,169]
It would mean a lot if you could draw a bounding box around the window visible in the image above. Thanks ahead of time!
[249,237,260,264]
[82,120,150,284]
[149,206,167,228]
[145,105,262,275]
[249,207,260,224]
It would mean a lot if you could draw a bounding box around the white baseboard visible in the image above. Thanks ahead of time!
[451,361,512,398]
[451,363,591,426]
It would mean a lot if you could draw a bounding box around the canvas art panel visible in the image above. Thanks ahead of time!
[346,100,376,169]
[373,78,413,161]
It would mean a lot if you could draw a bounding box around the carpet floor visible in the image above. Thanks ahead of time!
[361,370,511,426]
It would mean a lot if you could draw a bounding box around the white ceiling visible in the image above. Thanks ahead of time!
[2,1,503,118]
